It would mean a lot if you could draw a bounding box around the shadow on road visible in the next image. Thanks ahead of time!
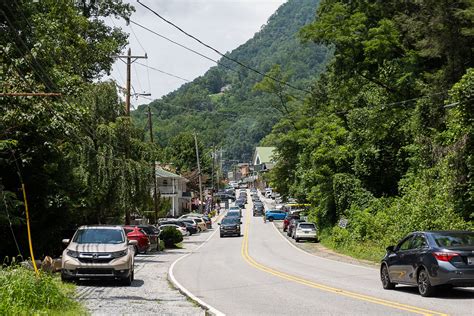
[76,279,145,288]
[394,285,474,299]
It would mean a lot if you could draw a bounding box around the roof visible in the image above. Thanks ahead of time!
[253,147,276,165]
[155,167,184,179]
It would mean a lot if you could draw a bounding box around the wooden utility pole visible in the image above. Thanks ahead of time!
[114,48,147,115]
[194,133,203,213]
[114,48,147,224]
[148,106,159,224]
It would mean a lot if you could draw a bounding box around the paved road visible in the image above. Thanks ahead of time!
[172,190,474,316]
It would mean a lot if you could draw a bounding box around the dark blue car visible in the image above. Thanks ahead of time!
[380,231,474,296]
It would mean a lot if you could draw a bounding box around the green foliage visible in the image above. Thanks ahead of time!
[132,0,328,162]
[0,266,84,314]
[267,0,473,260]
[160,227,184,248]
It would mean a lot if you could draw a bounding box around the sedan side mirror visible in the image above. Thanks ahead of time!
[240,221,242,224]
[128,240,138,246]
[386,245,395,253]
[218,223,221,225]
[62,239,70,245]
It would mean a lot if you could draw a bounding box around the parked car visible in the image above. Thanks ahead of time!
[188,217,208,232]
[229,206,242,216]
[201,216,212,229]
[137,225,160,251]
[180,219,199,235]
[294,222,317,242]
[123,226,151,254]
[264,209,287,221]
[219,217,242,237]
[380,231,474,297]
[61,225,137,285]
[288,219,305,238]
[283,214,300,232]
[158,223,189,236]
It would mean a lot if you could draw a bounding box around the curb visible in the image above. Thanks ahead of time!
[168,222,225,316]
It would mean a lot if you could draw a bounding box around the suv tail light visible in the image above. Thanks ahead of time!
[433,252,460,262]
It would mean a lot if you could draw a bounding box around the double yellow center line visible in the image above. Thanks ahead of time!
[240,209,447,316]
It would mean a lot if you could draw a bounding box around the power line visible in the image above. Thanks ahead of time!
[135,62,191,82]
[129,20,237,74]
[136,0,312,95]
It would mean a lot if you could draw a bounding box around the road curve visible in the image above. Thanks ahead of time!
[172,191,473,315]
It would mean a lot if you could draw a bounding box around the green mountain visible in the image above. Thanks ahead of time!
[133,0,329,163]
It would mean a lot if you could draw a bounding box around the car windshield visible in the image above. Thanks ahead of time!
[73,228,124,244]
[227,211,240,217]
[432,232,474,248]
[222,218,238,225]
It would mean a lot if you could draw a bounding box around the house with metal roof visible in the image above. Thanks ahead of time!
[252,147,276,172]
[155,167,191,217]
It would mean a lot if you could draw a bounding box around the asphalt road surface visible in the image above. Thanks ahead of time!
[172,190,474,316]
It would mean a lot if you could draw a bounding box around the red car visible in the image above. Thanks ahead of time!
[283,214,300,232]
[123,226,150,255]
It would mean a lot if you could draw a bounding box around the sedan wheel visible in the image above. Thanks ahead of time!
[381,265,395,290]
[418,269,435,297]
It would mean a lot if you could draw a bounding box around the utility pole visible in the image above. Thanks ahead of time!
[194,133,203,213]
[148,106,159,224]
[114,48,148,115]
[114,48,147,225]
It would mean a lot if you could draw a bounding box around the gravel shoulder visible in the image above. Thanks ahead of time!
[74,230,216,315]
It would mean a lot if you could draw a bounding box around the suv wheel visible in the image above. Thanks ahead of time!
[418,268,435,297]
[121,270,133,286]
[61,272,74,283]
[381,265,395,290]
[268,217,274,222]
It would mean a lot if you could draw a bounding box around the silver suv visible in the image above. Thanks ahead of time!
[61,225,137,285]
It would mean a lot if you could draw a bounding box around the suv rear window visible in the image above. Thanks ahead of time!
[299,223,315,229]
[73,228,124,244]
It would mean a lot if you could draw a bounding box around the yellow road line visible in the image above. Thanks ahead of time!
[240,209,448,316]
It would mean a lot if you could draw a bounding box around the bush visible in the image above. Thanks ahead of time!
[160,227,183,248]
[0,265,84,314]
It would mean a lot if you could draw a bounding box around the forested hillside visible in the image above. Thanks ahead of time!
[264,0,474,260]
[133,0,329,163]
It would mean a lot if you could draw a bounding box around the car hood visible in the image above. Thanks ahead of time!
[67,242,127,253]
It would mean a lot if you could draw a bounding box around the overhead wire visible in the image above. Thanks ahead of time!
[135,62,191,82]
[136,0,312,95]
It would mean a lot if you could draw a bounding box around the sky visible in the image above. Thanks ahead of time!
[105,0,287,109]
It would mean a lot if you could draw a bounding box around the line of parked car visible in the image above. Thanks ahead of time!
[60,213,213,286]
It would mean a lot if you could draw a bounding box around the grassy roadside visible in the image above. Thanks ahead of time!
[318,230,386,264]
[0,265,86,315]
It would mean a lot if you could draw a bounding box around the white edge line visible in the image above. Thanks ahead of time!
[270,221,377,271]
[168,219,226,316]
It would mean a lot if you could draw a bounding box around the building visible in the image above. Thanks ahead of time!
[156,167,192,217]
[252,147,276,171]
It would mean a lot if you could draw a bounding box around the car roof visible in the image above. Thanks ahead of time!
[78,225,123,230]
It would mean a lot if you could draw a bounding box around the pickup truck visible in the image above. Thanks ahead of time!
[264,209,287,221]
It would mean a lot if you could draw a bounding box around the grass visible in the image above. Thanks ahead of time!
[0,265,86,315]
[318,230,385,263]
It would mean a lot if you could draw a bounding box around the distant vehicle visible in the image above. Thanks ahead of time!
[123,226,151,254]
[283,214,300,232]
[264,210,286,221]
[253,204,264,216]
[381,231,474,297]
[235,198,246,209]
[219,217,242,237]
[188,217,208,232]
[61,225,137,285]
[288,219,305,238]
[137,225,160,251]
[229,206,241,217]
[215,192,236,202]
[158,223,189,236]
[177,219,199,235]
[226,210,241,218]
[294,222,317,243]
